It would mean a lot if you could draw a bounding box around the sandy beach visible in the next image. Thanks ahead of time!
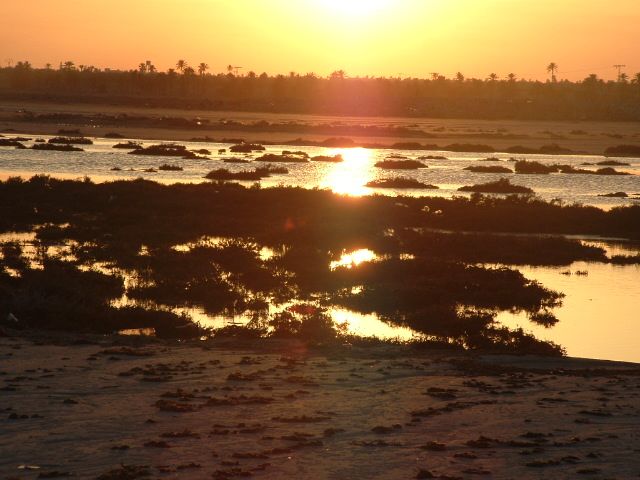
[1,330,638,479]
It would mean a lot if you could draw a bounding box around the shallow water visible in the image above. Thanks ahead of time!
[1,135,640,208]
[172,242,640,361]
[495,241,640,363]
[2,231,639,360]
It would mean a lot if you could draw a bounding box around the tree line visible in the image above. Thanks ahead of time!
[2,60,640,121]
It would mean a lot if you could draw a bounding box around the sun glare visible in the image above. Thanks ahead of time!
[321,148,373,196]
[314,0,393,18]
[330,249,378,270]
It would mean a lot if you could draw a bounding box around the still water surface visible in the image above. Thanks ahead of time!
[1,134,640,207]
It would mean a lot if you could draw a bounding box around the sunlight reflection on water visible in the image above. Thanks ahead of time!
[330,248,378,270]
[320,148,374,196]
[497,256,640,363]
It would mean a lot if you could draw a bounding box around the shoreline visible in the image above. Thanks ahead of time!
[2,101,640,156]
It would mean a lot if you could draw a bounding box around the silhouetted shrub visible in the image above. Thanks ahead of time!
[458,178,533,194]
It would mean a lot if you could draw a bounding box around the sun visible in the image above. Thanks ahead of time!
[314,0,393,18]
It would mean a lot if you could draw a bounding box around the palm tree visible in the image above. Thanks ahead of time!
[15,61,32,70]
[507,73,517,82]
[45,63,52,70]
[198,62,209,76]
[330,70,346,80]
[455,72,465,82]
[547,62,558,82]
[430,72,440,81]
[488,73,498,82]
[138,62,147,73]
[619,72,629,83]
[176,59,187,73]
[61,61,75,71]
[145,61,156,73]
[183,66,195,75]
[633,73,640,85]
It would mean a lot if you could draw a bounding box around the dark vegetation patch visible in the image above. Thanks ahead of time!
[464,165,513,173]
[0,138,26,147]
[458,178,534,194]
[515,160,632,176]
[230,143,266,153]
[514,160,558,174]
[594,160,631,166]
[375,160,427,170]
[395,230,607,266]
[598,192,628,198]
[128,144,202,159]
[113,141,142,149]
[505,144,576,155]
[48,136,93,145]
[255,153,309,163]
[1,176,639,349]
[604,145,640,157]
[366,178,439,189]
[32,143,83,152]
[205,165,288,181]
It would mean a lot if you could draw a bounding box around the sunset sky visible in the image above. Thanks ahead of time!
[1,0,639,80]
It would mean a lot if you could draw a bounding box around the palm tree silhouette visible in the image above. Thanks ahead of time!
[430,72,440,81]
[507,73,517,82]
[547,62,558,82]
[198,63,209,76]
[138,62,147,73]
[176,60,187,74]
[455,72,465,82]
[619,72,629,83]
[61,61,75,71]
[488,73,498,82]
[634,73,640,84]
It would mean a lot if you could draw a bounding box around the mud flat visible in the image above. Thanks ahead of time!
[0,332,639,479]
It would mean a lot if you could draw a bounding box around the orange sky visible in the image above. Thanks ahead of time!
[1,0,639,80]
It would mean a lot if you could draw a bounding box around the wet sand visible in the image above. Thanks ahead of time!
[2,101,640,156]
[1,331,639,479]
